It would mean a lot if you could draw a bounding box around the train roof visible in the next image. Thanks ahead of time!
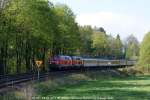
[82,58,126,61]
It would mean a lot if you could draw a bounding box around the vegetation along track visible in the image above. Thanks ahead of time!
[0,72,49,89]
[0,65,133,91]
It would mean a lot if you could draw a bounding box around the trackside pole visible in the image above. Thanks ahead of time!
[38,67,40,81]
[35,60,43,81]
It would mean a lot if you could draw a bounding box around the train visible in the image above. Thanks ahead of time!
[48,55,135,70]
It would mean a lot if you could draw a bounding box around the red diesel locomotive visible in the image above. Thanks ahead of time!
[48,55,83,70]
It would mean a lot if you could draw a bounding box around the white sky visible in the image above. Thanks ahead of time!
[50,0,150,42]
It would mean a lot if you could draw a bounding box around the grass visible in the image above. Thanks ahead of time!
[35,71,150,100]
[1,70,150,100]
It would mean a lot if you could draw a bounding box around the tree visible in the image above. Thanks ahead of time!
[0,0,9,9]
[107,35,117,58]
[0,1,81,74]
[79,25,93,56]
[139,32,150,65]
[92,31,108,57]
[125,34,139,60]
[2,0,55,73]
[0,0,13,74]
[114,34,123,59]
[51,4,81,55]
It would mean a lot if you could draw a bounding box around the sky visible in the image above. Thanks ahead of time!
[50,0,150,42]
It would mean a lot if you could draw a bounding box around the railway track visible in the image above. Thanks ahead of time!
[0,72,49,89]
[0,70,79,90]
[0,65,133,90]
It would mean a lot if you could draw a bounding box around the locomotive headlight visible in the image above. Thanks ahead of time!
[108,62,111,65]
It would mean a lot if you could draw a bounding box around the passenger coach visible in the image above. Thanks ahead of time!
[48,55,135,70]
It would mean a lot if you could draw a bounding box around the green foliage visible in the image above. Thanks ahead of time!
[2,0,55,73]
[79,26,124,58]
[92,31,108,56]
[125,35,139,60]
[0,0,82,74]
[79,25,93,56]
[52,4,80,55]
[139,32,150,66]
[1,0,136,75]
[114,34,123,58]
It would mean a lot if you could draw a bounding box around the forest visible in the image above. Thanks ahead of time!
[0,0,149,75]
